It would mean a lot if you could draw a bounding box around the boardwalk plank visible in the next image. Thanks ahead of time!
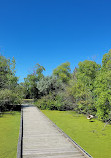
[22,105,90,158]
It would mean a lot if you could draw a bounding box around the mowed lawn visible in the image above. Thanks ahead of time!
[0,112,21,158]
[42,110,111,158]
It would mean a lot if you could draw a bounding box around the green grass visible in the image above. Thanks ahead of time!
[0,112,21,158]
[42,110,111,158]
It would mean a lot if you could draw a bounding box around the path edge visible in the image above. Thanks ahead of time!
[17,105,23,158]
[36,106,93,158]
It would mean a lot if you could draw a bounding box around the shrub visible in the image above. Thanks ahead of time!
[34,94,57,110]
[0,89,22,111]
[35,91,75,111]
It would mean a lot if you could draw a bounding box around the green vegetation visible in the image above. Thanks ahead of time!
[23,63,45,99]
[42,110,111,158]
[1,49,111,120]
[0,112,21,158]
[34,50,111,122]
[1,49,111,158]
[0,55,22,111]
[53,62,71,83]
[0,55,21,157]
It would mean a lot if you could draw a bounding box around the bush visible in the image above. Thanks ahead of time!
[0,89,22,111]
[35,94,57,110]
[55,91,75,110]
[35,91,75,111]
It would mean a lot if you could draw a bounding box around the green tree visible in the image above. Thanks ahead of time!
[24,74,38,98]
[0,55,18,90]
[34,63,45,81]
[70,60,100,114]
[94,50,111,121]
[24,63,45,99]
[0,55,10,89]
[102,49,111,69]
[53,62,71,83]
[37,76,65,96]
[0,55,22,111]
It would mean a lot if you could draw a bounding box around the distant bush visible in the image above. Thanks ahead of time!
[35,94,57,110]
[55,92,74,111]
[35,91,74,111]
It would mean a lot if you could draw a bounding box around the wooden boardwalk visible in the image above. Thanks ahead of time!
[22,105,90,158]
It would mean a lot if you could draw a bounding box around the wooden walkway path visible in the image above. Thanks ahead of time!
[22,105,91,158]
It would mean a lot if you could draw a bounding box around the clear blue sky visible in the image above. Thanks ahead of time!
[0,0,111,82]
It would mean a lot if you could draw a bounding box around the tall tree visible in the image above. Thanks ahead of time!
[94,50,111,121]
[53,62,71,83]
[0,55,10,89]
[0,55,22,111]
[24,63,45,99]
[70,60,100,114]
[102,49,111,70]
[0,55,18,89]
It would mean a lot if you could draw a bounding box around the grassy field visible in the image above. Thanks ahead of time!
[0,112,21,158]
[42,110,111,158]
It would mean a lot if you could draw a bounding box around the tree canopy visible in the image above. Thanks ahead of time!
[1,49,111,121]
[0,55,22,111]
[53,62,71,83]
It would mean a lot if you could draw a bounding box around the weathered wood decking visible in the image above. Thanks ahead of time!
[22,105,91,158]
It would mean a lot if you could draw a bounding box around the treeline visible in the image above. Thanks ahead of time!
[22,50,111,122]
[1,50,111,121]
[0,55,22,111]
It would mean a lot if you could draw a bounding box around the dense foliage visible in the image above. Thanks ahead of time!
[94,50,111,121]
[53,62,71,83]
[23,63,45,99]
[34,51,111,121]
[69,60,101,115]
[0,55,22,111]
[2,50,111,121]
